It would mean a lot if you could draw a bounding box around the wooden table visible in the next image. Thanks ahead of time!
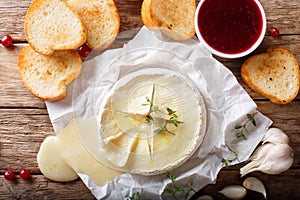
[0,0,299,199]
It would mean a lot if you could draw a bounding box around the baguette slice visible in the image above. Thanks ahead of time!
[141,0,196,40]
[18,46,82,101]
[67,0,120,50]
[241,47,300,104]
[25,0,87,55]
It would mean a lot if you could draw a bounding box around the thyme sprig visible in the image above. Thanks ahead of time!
[142,91,181,135]
[221,144,240,168]
[167,107,178,127]
[221,143,250,168]
[163,172,196,200]
[234,112,258,140]
[128,192,140,200]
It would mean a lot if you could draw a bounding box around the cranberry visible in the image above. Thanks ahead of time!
[270,27,280,38]
[1,35,13,47]
[78,44,92,57]
[19,168,31,180]
[4,170,15,180]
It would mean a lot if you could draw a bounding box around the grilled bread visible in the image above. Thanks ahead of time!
[241,47,300,104]
[25,0,87,55]
[18,46,82,101]
[67,0,120,50]
[141,0,196,40]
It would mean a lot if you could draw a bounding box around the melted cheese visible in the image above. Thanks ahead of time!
[37,117,122,185]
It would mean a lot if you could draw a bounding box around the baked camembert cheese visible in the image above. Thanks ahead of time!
[97,68,205,175]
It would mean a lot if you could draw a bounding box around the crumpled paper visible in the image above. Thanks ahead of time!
[45,26,272,199]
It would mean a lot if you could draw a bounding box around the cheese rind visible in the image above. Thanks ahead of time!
[97,68,205,175]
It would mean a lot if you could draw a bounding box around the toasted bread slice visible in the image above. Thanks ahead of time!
[25,0,87,55]
[67,0,120,50]
[18,46,82,101]
[141,0,196,40]
[241,47,300,104]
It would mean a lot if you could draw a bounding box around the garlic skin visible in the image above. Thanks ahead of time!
[240,143,275,176]
[240,144,294,176]
[248,143,275,161]
[243,177,267,199]
[196,195,214,200]
[218,185,247,200]
[262,128,289,145]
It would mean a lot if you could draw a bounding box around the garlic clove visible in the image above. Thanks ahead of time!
[262,128,289,145]
[196,195,214,200]
[218,185,247,200]
[243,177,267,199]
[249,143,275,161]
[257,144,293,175]
[241,144,293,176]
[240,143,274,176]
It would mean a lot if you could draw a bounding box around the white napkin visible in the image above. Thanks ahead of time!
[46,27,272,199]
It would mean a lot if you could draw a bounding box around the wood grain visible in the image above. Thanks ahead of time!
[0,176,95,200]
[197,169,300,200]
[0,101,299,171]
[1,0,300,40]
[0,0,299,199]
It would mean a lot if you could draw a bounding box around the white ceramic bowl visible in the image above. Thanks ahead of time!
[194,0,266,59]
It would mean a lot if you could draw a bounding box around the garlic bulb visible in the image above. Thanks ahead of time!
[248,143,275,161]
[218,185,247,200]
[240,144,293,176]
[243,177,267,199]
[262,128,289,145]
[240,143,274,176]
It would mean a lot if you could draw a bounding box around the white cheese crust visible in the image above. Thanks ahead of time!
[97,68,205,175]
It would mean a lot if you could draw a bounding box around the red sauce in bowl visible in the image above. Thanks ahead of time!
[197,0,264,54]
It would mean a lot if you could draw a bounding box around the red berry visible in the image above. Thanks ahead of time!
[270,27,280,38]
[4,170,15,180]
[78,44,92,57]
[19,168,31,180]
[1,35,13,47]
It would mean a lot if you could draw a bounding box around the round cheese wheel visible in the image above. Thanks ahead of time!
[78,68,206,175]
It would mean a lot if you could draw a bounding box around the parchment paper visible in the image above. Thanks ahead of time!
[45,27,272,199]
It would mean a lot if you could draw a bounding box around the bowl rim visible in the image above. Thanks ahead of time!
[194,0,267,59]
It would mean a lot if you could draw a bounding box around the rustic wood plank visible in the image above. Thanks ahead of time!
[1,169,299,200]
[0,0,32,40]
[0,44,46,108]
[1,0,300,41]
[195,168,300,200]
[219,35,300,67]
[0,109,53,172]
[261,1,300,35]
[0,0,299,199]
[1,35,299,108]
[0,175,95,200]
[0,100,299,173]
[0,0,145,41]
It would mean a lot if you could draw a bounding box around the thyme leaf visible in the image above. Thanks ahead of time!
[221,144,247,167]
[221,157,230,168]
[142,96,181,134]
[128,192,140,200]
[167,107,178,127]
[234,112,258,140]
[163,172,196,200]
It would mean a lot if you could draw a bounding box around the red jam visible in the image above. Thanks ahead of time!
[198,0,264,54]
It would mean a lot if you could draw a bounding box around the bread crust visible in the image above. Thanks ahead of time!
[18,46,82,101]
[141,0,196,40]
[241,47,300,104]
[141,0,155,27]
[67,0,120,50]
[25,0,87,55]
